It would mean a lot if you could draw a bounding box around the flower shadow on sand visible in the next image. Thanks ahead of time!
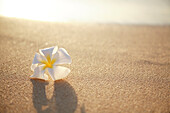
[31,79,77,113]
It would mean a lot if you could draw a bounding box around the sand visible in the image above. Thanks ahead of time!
[0,17,169,113]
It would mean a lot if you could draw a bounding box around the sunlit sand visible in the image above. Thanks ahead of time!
[0,16,170,113]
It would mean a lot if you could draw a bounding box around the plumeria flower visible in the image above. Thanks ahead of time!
[30,45,71,81]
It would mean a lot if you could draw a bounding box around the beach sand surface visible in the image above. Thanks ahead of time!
[0,17,169,113]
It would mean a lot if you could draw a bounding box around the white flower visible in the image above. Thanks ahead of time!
[30,46,71,81]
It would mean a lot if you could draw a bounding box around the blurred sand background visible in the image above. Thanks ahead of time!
[0,16,169,113]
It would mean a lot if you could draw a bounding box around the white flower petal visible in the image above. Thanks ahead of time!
[30,65,48,80]
[52,46,58,55]
[31,53,46,71]
[39,46,58,59]
[53,48,71,65]
[52,52,59,61]
[32,53,45,64]
[48,66,71,80]
[31,64,38,71]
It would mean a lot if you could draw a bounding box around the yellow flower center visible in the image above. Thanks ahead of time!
[41,55,56,70]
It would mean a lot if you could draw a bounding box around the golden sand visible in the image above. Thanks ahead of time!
[0,17,169,113]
